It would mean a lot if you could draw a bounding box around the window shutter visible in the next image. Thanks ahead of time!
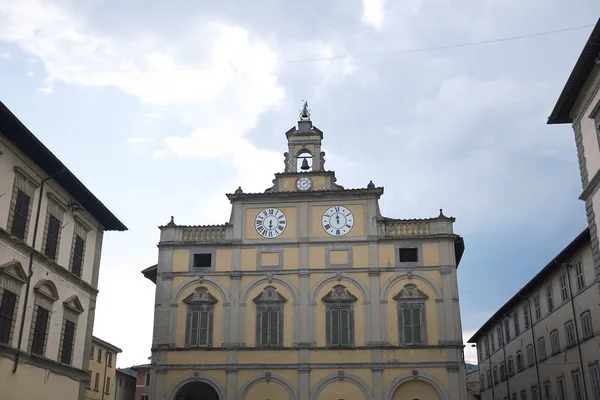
[0,291,17,344]
[190,311,200,346]
[325,308,331,345]
[412,307,422,344]
[260,311,269,345]
[402,308,412,344]
[340,309,350,345]
[270,310,279,345]
[199,311,209,346]
[32,307,49,354]
[61,320,75,364]
[331,309,340,345]
[72,235,85,277]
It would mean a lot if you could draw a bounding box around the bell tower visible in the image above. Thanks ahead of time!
[284,101,325,173]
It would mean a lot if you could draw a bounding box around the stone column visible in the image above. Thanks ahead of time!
[299,349,310,400]
[226,351,238,400]
[372,349,384,400]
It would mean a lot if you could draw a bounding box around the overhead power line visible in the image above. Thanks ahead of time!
[0,23,594,74]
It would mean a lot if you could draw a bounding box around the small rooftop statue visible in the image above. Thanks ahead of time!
[367,180,375,189]
[299,100,311,121]
[234,186,244,194]
[166,216,176,227]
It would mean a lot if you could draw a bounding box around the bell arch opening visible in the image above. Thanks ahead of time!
[175,381,220,400]
[296,150,313,172]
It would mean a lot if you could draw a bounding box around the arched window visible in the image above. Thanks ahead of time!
[184,287,217,347]
[253,286,286,347]
[0,261,27,346]
[322,285,357,347]
[59,296,84,365]
[394,283,428,345]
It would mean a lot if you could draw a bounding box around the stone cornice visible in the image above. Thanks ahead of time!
[0,343,88,381]
[151,343,464,352]
[226,187,384,202]
[0,228,98,295]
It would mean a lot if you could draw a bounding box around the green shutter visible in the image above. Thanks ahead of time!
[260,311,269,345]
[270,310,279,345]
[402,308,412,344]
[412,308,422,344]
[340,309,350,346]
[331,309,340,345]
[199,311,209,346]
[190,311,199,346]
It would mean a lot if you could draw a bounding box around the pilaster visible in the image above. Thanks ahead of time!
[368,270,382,345]
[228,273,241,346]
[155,247,174,346]
[371,349,384,400]
[226,350,238,400]
[299,349,310,400]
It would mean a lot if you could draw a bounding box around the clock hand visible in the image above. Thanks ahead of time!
[269,220,273,229]
[336,215,340,224]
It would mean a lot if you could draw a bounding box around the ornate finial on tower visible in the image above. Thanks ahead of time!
[235,186,243,194]
[367,180,375,189]
[299,100,311,121]
[438,208,446,218]
[167,216,176,227]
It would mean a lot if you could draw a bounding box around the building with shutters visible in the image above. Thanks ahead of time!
[143,103,467,400]
[85,336,122,400]
[467,230,600,400]
[0,101,127,399]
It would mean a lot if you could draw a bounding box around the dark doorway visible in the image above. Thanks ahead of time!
[175,381,220,400]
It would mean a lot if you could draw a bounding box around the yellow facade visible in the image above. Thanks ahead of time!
[85,337,121,400]
[146,111,467,400]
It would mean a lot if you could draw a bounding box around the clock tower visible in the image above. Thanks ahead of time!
[145,103,468,400]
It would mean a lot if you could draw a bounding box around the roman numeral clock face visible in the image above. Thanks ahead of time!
[322,206,354,236]
[255,208,287,238]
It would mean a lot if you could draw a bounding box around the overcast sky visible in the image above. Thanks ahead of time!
[1,0,599,367]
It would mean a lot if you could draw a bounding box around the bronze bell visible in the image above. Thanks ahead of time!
[300,158,310,170]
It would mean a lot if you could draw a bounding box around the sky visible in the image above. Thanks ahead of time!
[1,0,599,367]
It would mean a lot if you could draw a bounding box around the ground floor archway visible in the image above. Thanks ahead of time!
[175,381,220,400]
[390,380,440,400]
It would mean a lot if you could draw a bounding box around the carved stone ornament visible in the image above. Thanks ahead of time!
[265,372,272,382]
[393,283,429,301]
[337,371,345,381]
[321,284,358,303]
[183,287,218,305]
[284,152,290,173]
[253,286,287,304]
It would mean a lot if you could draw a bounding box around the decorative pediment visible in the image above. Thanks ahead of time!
[183,287,218,305]
[393,283,429,301]
[321,284,358,303]
[63,295,85,314]
[0,260,27,284]
[253,286,287,304]
[33,279,59,301]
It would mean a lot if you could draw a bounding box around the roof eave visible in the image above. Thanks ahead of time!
[547,18,600,125]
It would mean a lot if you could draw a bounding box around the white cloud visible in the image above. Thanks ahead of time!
[0,0,285,192]
[127,137,155,144]
[0,51,10,59]
[362,0,385,29]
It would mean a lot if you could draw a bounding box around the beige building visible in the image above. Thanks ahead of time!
[547,18,600,294]
[86,336,122,400]
[115,368,137,400]
[143,104,468,400]
[0,101,127,399]
[468,229,600,400]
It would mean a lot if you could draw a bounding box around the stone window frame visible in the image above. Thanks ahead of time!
[565,320,575,347]
[537,336,547,361]
[94,372,100,391]
[542,381,552,400]
[28,280,59,356]
[322,284,357,348]
[531,385,539,400]
[507,356,514,376]
[394,283,428,346]
[497,326,503,347]
[58,296,84,365]
[513,311,520,336]
[325,245,353,269]
[556,374,567,400]
[500,361,506,381]
[394,242,424,267]
[589,100,600,151]
[0,261,27,347]
[183,287,217,348]
[493,366,498,384]
[504,319,511,342]
[69,218,90,278]
[546,284,554,312]
[486,370,492,388]
[188,247,216,272]
[253,286,286,347]
[523,303,531,329]
[533,293,542,320]
[589,362,600,399]
[256,247,284,270]
[574,260,585,292]
[41,193,68,262]
[516,350,523,371]
[580,310,593,339]
[559,273,568,302]
[526,344,534,366]
[550,329,560,355]
[572,369,583,399]
[7,167,38,242]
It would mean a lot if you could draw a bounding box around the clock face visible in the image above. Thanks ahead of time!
[255,208,287,238]
[322,206,354,236]
[296,176,312,191]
